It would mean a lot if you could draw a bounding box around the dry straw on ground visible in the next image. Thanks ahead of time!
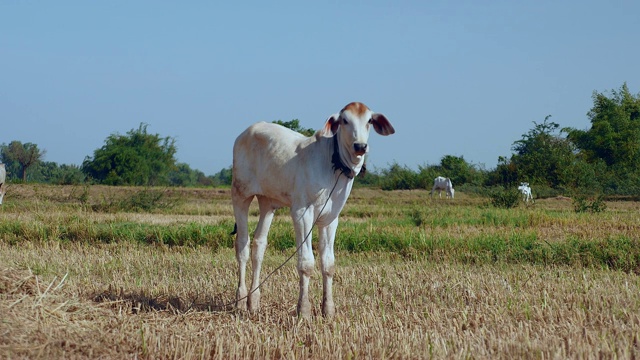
[2,244,640,359]
[1,185,640,358]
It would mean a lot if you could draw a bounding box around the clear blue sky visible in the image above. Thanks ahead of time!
[2,1,638,175]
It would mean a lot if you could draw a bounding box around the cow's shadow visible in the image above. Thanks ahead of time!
[92,285,235,314]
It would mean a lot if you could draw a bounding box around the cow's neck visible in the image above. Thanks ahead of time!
[332,135,357,179]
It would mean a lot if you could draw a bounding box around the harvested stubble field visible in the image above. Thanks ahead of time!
[1,184,640,359]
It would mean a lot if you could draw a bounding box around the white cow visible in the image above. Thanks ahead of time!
[430,176,454,199]
[518,182,534,203]
[0,164,6,205]
[231,102,395,318]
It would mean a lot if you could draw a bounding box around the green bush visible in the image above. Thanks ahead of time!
[91,188,178,212]
[572,195,607,213]
[379,163,421,190]
[489,187,521,208]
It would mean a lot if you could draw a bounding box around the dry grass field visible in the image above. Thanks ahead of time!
[1,184,640,359]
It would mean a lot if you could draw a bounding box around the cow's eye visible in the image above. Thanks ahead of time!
[342,118,349,125]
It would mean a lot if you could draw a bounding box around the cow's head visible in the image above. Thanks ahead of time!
[321,102,395,175]
[447,187,455,199]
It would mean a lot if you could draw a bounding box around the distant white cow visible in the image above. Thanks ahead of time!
[231,102,395,318]
[0,164,6,205]
[430,176,454,199]
[518,182,533,203]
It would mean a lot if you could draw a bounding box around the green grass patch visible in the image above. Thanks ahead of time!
[0,219,235,250]
[2,185,640,274]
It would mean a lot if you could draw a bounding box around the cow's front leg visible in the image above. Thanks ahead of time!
[293,208,315,318]
[318,220,338,318]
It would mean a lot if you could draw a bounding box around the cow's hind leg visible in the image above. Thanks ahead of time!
[233,196,253,311]
[248,196,275,313]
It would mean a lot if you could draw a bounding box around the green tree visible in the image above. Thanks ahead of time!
[565,83,640,170]
[272,119,315,136]
[563,83,640,194]
[53,164,86,185]
[559,157,608,194]
[209,166,232,186]
[487,155,519,187]
[510,115,575,187]
[168,163,200,187]
[0,141,46,182]
[437,155,485,186]
[30,162,86,185]
[82,123,177,186]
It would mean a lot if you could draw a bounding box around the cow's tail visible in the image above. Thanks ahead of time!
[230,223,238,236]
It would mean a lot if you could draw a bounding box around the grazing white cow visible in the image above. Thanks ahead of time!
[430,176,454,199]
[0,164,6,205]
[231,102,395,318]
[518,182,534,203]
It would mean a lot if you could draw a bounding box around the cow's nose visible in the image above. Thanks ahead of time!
[354,143,368,154]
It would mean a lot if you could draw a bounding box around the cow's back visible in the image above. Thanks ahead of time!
[232,122,311,202]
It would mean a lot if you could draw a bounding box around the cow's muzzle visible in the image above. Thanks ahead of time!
[353,143,368,156]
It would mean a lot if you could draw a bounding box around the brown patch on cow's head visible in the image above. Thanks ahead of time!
[341,102,369,117]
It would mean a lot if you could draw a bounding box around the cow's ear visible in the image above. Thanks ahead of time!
[370,113,395,136]
[320,113,341,137]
